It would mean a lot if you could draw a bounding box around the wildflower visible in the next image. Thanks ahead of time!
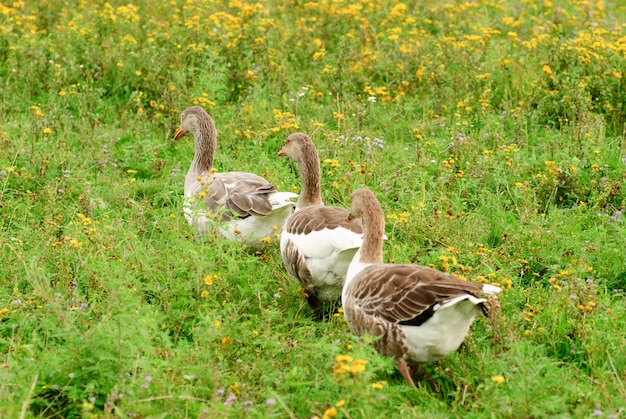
[335,400,345,407]
[214,320,221,329]
[542,64,553,75]
[266,398,276,407]
[322,407,337,419]
[224,394,236,407]
[350,359,367,374]
[335,355,353,363]
[491,375,505,383]
[313,50,326,60]
[371,381,385,389]
[43,127,52,134]
[0,308,9,320]
[141,374,152,388]
[204,274,217,285]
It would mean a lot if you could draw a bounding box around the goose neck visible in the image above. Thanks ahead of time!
[296,153,323,208]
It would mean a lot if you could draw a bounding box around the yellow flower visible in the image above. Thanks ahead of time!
[135,70,142,76]
[335,400,345,407]
[200,290,209,298]
[542,64,552,75]
[214,320,221,329]
[491,375,505,384]
[350,359,367,374]
[371,381,385,389]
[322,407,337,419]
[335,354,353,363]
[313,50,326,60]
[43,127,52,134]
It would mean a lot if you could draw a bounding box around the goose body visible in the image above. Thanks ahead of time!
[342,189,501,388]
[175,106,297,249]
[278,133,364,309]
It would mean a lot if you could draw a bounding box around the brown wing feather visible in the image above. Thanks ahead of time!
[204,172,277,219]
[282,238,321,309]
[286,206,362,235]
[347,264,485,324]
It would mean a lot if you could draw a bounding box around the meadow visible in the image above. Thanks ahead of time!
[1,0,625,417]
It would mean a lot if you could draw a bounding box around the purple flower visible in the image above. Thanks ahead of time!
[266,398,276,407]
[592,409,602,416]
[141,374,152,388]
[243,400,253,411]
[224,395,236,407]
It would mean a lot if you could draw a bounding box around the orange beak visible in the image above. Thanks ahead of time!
[277,146,287,157]
[173,125,185,141]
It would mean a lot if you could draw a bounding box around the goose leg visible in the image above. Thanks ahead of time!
[396,358,418,390]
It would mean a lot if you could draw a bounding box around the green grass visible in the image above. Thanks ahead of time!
[1,0,626,417]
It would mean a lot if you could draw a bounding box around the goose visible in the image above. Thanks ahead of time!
[277,133,364,311]
[174,106,297,250]
[342,188,502,389]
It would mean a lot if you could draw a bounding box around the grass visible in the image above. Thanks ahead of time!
[1,0,625,417]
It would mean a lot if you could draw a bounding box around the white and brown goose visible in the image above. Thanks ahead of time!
[342,188,501,389]
[174,106,297,250]
[277,133,364,311]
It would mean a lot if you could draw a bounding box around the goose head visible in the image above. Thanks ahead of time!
[174,106,215,141]
[277,132,318,163]
[348,188,380,221]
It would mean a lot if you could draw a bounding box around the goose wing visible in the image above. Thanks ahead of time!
[205,172,279,220]
[347,264,493,325]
